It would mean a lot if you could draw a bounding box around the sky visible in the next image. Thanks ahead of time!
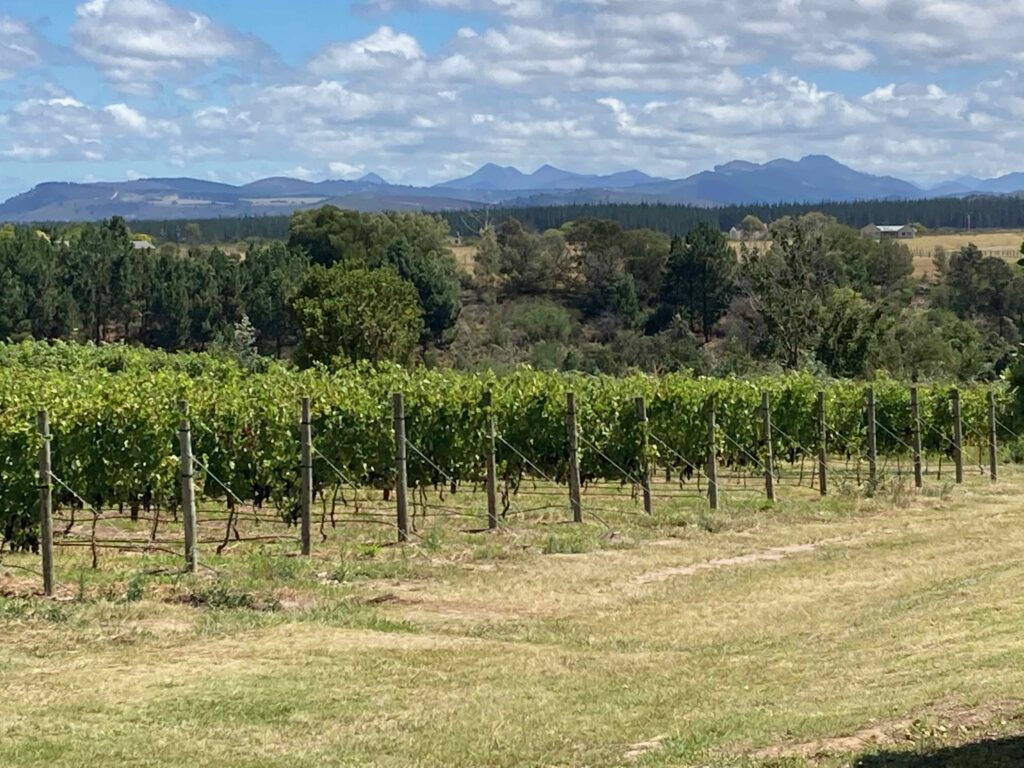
[1,0,1024,200]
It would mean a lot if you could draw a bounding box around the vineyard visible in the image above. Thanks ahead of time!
[0,342,1020,583]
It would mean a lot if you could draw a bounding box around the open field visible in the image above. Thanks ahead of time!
[910,230,1024,279]
[2,467,1024,767]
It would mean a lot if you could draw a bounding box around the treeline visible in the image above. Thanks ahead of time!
[89,194,1024,245]
[128,215,291,243]
[456,213,1024,380]
[0,208,461,362]
[4,206,1024,382]
[443,196,1024,237]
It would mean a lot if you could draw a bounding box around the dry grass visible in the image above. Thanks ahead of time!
[2,469,1024,766]
[911,230,1024,279]
[451,244,477,273]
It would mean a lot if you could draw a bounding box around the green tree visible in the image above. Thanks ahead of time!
[287,207,460,343]
[496,220,570,295]
[383,239,461,345]
[660,223,736,342]
[140,251,191,350]
[291,264,422,366]
[240,242,309,355]
[472,225,501,300]
[738,217,827,367]
[737,214,767,238]
[816,288,879,377]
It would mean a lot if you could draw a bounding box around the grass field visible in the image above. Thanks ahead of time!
[910,230,1024,279]
[2,468,1024,767]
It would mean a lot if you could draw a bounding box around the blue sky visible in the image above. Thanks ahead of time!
[2,0,1024,200]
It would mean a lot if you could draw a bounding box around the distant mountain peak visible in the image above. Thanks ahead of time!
[4,154,1024,223]
[714,160,760,174]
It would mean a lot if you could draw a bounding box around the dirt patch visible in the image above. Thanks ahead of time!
[751,699,1024,762]
[624,734,669,760]
[754,719,908,761]
[635,542,821,584]
[0,571,43,598]
[273,587,317,612]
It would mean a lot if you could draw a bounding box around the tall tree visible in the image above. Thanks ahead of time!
[660,223,736,342]
[240,242,308,355]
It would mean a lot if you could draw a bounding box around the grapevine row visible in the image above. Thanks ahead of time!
[0,344,1014,547]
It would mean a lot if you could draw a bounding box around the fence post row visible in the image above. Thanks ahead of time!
[37,410,55,597]
[950,388,964,485]
[760,391,776,503]
[706,395,719,511]
[483,391,499,530]
[816,391,828,496]
[566,392,582,524]
[987,389,998,482]
[865,387,877,486]
[392,393,409,543]
[299,397,313,556]
[910,387,923,489]
[177,400,198,573]
[635,396,653,515]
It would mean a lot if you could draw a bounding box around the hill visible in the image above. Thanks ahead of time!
[5,155,1024,222]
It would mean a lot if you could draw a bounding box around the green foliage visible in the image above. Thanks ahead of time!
[0,341,1010,547]
[504,299,574,345]
[239,241,309,355]
[291,264,423,367]
[287,207,461,343]
[659,223,736,341]
[495,220,572,295]
[383,239,461,344]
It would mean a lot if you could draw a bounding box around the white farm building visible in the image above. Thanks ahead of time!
[860,224,915,241]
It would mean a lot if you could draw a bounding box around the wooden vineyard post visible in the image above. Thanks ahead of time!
[760,391,776,503]
[706,395,719,511]
[951,388,964,484]
[635,396,652,514]
[865,387,877,487]
[177,400,198,573]
[987,389,998,482]
[566,392,582,523]
[910,387,923,489]
[37,410,54,597]
[299,397,313,555]
[483,391,498,530]
[816,391,828,496]
[392,393,409,543]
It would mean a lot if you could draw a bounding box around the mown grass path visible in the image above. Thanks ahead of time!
[1,471,1023,766]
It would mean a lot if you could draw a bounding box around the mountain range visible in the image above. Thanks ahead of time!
[2,154,1022,223]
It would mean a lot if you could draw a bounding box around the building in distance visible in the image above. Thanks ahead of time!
[860,224,915,240]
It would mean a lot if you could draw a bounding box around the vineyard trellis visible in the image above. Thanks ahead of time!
[1,357,1020,596]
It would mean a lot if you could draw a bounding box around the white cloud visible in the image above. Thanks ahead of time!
[0,16,44,79]
[104,102,180,137]
[328,161,365,176]
[7,0,1024,190]
[72,0,266,92]
[794,42,875,71]
[104,103,148,131]
[309,26,424,75]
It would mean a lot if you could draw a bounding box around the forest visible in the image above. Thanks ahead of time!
[1,206,1023,382]
[118,193,1024,244]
